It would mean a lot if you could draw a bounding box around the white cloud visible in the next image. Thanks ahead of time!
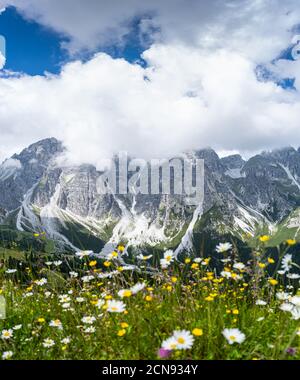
[1,158,21,169]
[0,1,299,164]
[0,45,300,166]
[0,0,299,59]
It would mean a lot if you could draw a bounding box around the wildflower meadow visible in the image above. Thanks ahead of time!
[0,236,300,360]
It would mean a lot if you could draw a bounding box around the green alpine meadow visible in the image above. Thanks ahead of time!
[1,233,300,360]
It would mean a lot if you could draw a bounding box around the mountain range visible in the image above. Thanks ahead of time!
[1,137,300,256]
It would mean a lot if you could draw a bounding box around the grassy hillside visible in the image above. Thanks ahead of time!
[0,233,300,360]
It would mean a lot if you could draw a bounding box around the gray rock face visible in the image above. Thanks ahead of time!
[1,138,300,251]
[0,138,63,211]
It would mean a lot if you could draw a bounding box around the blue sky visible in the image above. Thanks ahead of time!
[0,6,148,75]
[0,5,296,90]
[0,7,68,74]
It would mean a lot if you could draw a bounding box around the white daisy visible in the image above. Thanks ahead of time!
[61,337,71,344]
[172,330,194,350]
[220,258,232,263]
[221,270,232,279]
[160,258,170,269]
[76,297,85,303]
[45,261,53,266]
[291,308,300,320]
[1,329,13,340]
[164,250,175,263]
[23,292,33,298]
[255,300,267,306]
[130,282,146,294]
[222,328,245,344]
[95,299,105,308]
[216,242,232,253]
[290,296,300,307]
[59,295,71,303]
[5,269,17,274]
[233,262,245,271]
[98,271,119,279]
[279,303,294,312]
[276,292,290,301]
[13,324,22,330]
[69,271,78,278]
[193,257,203,263]
[42,338,55,348]
[82,275,94,283]
[2,351,13,360]
[161,336,178,350]
[75,250,93,259]
[81,316,96,324]
[83,326,96,334]
[35,278,47,286]
[287,273,300,279]
[106,252,119,260]
[281,254,293,273]
[118,289,132,298]
[137,254,153,261]
[49,319,63,329]
[53,260,62,267]
[106,300,126,313]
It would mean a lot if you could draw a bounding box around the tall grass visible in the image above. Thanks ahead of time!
[0,236,300,360]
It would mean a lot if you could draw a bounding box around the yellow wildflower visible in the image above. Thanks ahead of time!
[286,239,297,246]
[259,235,270,242]
[117,329,126,337]
[192,328,203,336]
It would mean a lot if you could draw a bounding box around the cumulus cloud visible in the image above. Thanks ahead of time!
[0,1,299,164]
[0,46,300,166]
[0,0,299,59]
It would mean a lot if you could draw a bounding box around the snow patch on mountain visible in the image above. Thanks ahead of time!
[279,164,300,190]
[174,203,203,257]
[16,182,40,232]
